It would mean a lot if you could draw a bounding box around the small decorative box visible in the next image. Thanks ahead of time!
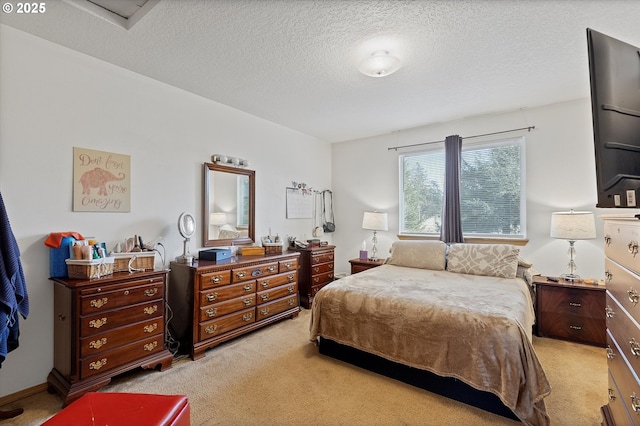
[199,248,232,261]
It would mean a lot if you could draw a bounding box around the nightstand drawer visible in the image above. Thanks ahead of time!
[538,286,604,320]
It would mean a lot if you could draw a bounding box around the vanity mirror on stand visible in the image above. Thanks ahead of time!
[203,162,255,248]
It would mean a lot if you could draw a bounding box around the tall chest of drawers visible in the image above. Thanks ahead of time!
[602,217,640,425]
[47,270,174,406]
[291,245,335,309]
[168,252,300,360]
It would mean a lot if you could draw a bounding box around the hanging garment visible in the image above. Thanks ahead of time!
[0,192,29,367]
[322,190,335,233]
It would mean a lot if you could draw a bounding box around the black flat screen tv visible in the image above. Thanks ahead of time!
[587,28,640,208]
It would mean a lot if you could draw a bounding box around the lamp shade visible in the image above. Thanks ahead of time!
[550,211,596,240]
[210,212,227,226]
[362,211,388,231]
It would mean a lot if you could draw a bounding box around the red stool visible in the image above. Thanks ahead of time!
[43,392,190,426]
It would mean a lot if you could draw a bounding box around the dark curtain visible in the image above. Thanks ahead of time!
[440,135,465,243]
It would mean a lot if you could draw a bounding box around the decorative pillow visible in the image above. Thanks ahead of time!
[385,240,447,270]
[446,243,519,278]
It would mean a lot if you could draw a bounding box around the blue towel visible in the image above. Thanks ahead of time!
[0,192,29,367]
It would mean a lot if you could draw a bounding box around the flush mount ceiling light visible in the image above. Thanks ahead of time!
[358,50,401,78]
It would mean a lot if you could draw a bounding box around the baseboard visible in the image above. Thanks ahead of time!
[0,383,48,407]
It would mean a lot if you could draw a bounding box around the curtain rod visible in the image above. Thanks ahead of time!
[387,126,536,151]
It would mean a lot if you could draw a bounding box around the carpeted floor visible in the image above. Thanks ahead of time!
[1,309,607,425]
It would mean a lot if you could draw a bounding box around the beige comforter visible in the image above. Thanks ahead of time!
[310,265,551,426]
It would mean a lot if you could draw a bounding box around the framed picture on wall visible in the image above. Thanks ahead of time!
[72,147,131,212]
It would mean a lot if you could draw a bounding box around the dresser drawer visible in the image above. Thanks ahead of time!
[606,258,640,325]
[607,293,640,378]
[256,295,298,320]
[199,270,231,290]
[79,278,165,315]
[311,251,334,265]
[199,307,255,340]
[607,368,635,425]
[257,283,298,305]
[311,271,334,286]
[80,301,163,337]
[311,262,334,275]
[79,318,164,358]
[279,258,298,273]
[80,334,165,380]
[538,285,604,320]
[605,221,640,276]
[256,271,297,291]
[607,329,640,425]
[199,295,255,322]
[232,262,279,282]
[199,281,255,305]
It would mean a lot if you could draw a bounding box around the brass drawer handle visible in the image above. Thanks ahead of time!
[313,277,320,283]
[143,305,158,315]
[206,308,218,317]
[260,280,270,288]
[287,286,294,293]
[328,255,334,260]
[312,257,319,263]
[244,284,253,292]
[608,388,616,401]
[243,313,253,322]
[604,235,611,246]
[207,292,218,302]
[313,267,320,273]
[569,302,581,308]
[605,270,612,282]
[632,393,640,413]
[284,262,293,270]
[90,298,108,308]
[328,263,334,269]
[89,318,107,329]
[267,266,277,272]
[236,271,247,279]
[143,341,158,351]
[606,346,615,360]
[260,307,270,316]
[144,323,158,333]
[629,241,639,257]
[261,294,269,301]
[243,298,253,306]
[89,358,107,371]
[628,288,639,306]
[288,274,295,282]
[89,338,107,350]
[144,288,158,297]
[630,338,640,357]
[605,306,615,319]
[211,275,223,283]
[205,324,218,334]
[288,298,295,306]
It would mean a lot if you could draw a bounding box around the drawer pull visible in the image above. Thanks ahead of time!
[569,302,581,307]
[632,393,640,413]
[313,277,320,283]
[284,262,293,270]
[211,275,223,284]
[143,341,158,351]
[329,273,334,279]
[287,286,294,293]
[206,308,218,317]
[569,325,582,330]
[90,298,108,308]
[605,271,612,282]
[206,292,218,302]
[313,267,320,273]
[89,338,107,350]
[243,313,253,322]
[236,271,247,279]
[89,358,107,371]
[244,284,253,292]
[605,306,615,319]
[143,305,158,315]
[261,294,269,301]
[312,257,319,263]
[604,235,611,246]
[144,288,158,297]
[260,281,270,288]
[205,324,218,334]
[606,346,615,360]
[243,298,253,306]
[329,255,334,260]
[288,298,295,306]
[89,318,107,329]
[124,290,129,296]
[628,288,639,306]
[267,266,277,272]
[144,323,158,333]
[260,307,270,316]
[629,241,639,257]
[630,338,640,357]
[288,274,295,282]
[608,388,616,401]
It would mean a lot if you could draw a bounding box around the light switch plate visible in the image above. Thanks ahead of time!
[627,190,637,207]
[614,194,621,206]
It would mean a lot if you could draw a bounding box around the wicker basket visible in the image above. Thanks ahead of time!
[263,244,283,255]
[112,252,155,272]
[66,258,115,279]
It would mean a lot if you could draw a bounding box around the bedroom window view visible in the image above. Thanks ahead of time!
[400,137,525,238]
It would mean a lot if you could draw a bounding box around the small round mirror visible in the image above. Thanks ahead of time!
[178,212,196,239]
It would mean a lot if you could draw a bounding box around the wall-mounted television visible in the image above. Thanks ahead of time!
[587,28,640,208]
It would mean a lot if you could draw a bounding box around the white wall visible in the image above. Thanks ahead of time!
[331,99,625,279]
[0,25,332,398]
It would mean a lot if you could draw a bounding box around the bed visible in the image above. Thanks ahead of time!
[310,241,551,426]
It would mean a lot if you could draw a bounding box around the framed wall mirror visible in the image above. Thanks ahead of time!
[203,162,255,247]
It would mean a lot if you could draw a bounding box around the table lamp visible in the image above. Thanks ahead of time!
[362,211,388,261]
[550,210,596,282]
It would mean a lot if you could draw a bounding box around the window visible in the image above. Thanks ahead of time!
[399,136,525,239]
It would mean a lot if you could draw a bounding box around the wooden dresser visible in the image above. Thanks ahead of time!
[601,216,640,425]
[168,252,300,360]
[290,245,335,308]
[47,270,173,406]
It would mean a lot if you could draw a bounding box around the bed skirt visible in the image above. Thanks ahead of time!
[318,337,519,421]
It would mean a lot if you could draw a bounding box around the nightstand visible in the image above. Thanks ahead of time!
[349,258,385,274]
[533,275,606,347]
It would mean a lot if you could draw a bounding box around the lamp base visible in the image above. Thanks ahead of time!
[560,273,580,283]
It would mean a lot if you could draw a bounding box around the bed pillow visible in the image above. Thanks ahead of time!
[446,243,519,278]
[385,240,447,270]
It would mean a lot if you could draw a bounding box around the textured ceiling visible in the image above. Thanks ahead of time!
[1,0,639,142]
